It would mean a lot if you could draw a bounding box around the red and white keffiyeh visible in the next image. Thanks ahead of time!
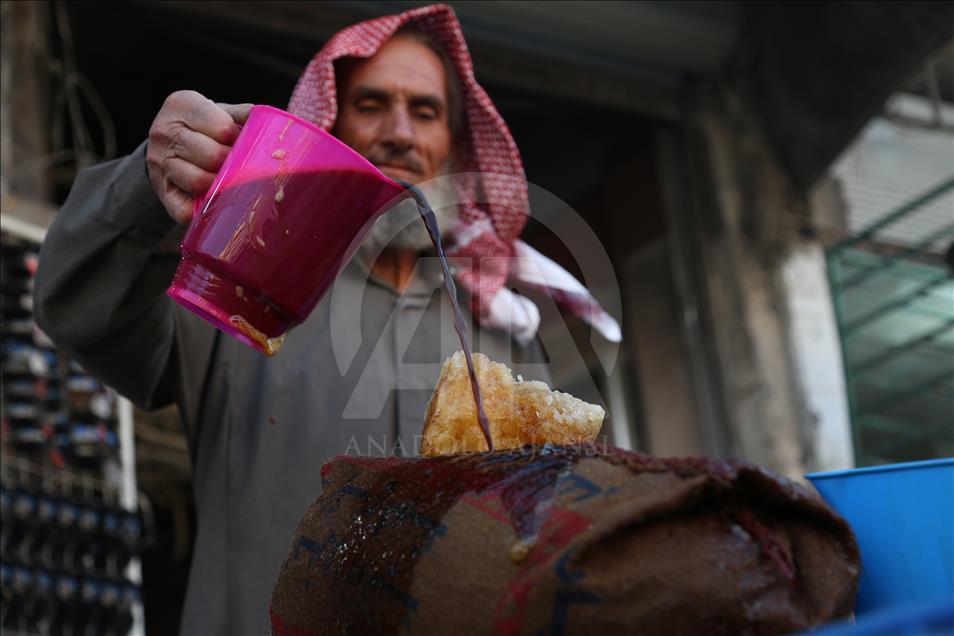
[288,3,620,344]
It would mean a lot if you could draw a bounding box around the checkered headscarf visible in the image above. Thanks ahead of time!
[289,3,620,344]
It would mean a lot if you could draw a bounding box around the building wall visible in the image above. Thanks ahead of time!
[781,243,855,471]
[0,1,50,199]
[624,241,706,457]
[674,83,816,479]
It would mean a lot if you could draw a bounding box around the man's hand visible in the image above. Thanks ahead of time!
[147,91,252,225]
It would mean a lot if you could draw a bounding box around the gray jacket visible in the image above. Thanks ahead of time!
[34,143,550,635]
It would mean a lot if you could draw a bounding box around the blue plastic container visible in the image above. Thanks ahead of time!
[804,595,954,635]
[806,458,954,614]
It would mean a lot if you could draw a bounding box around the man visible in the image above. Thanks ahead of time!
[35,4,617,634]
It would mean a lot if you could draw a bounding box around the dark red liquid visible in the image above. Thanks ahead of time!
[396,181,494,453]
[183,169,493,449]
[183,168,404,326]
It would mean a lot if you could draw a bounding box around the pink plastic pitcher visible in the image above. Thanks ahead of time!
[166,105,406,355]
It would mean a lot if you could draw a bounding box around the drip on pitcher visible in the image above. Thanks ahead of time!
[229,315,286,356]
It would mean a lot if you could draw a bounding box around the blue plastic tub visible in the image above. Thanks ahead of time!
[804,595,954,635]
[806,458,954,614]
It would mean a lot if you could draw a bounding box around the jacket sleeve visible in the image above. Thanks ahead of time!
[34,142,217,437]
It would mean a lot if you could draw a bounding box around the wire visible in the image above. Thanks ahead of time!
[76,74,117,161]
[52,0,117,166]
[6,2,119,185]
[54,1,93,164]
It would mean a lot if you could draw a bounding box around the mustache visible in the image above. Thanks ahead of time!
[366,151,423,175]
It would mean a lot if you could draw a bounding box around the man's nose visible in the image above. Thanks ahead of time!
[381,107,415,151]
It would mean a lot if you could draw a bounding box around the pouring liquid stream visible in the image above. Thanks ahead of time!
[395,180,494,452]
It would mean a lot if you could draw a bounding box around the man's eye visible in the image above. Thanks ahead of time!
[413,110,437,121]
[355,101,382,113]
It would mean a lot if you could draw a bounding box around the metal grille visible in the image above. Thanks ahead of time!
[827,176,954,466]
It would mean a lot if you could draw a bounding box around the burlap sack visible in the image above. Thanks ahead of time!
[270,446,859,635]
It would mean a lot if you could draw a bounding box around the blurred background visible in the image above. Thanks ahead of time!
[2,1,952,634]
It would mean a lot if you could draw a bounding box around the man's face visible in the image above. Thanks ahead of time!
[334,35,453,185]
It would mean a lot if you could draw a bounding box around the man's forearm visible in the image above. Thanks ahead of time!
[34,142,182,409]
